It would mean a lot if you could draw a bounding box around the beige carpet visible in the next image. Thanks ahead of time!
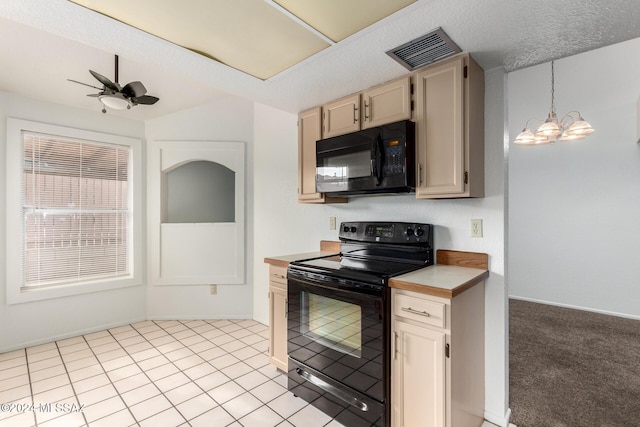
[509,299,640,427]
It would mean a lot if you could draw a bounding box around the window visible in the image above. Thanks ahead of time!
[6,119,142,303]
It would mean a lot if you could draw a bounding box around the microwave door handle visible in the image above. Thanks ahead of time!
[371,134,384,186]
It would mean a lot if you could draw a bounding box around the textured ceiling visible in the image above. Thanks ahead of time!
[0,0,639,120]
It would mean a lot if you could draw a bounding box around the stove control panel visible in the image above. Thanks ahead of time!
[339,221,432,245]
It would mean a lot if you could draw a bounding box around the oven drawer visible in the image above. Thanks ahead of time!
[270,265,287,286]
[393,292,445,328]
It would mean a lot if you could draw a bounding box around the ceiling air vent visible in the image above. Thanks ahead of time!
[386,27,461,71]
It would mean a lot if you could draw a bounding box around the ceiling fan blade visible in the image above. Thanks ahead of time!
[122,81,147,98]
[132,95,159,105]
[68,79,103,91]
[89,70,119,92]
[87,94,100,97]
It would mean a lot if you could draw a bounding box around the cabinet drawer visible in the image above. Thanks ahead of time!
[269,265,288,286]
[393,293,445,328]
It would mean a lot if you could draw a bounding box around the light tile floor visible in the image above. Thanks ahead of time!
[0,319,346,427]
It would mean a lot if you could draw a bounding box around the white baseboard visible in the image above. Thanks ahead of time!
[0,316,146,354]
[484,408,512,427]
[508,295,640,321]
[146,314,253,321]
[0,315,270,354]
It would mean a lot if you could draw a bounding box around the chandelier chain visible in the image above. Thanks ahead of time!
[550,60,555,115]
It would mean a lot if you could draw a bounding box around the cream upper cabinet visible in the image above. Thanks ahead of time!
[414,53,484,199]
[298,107,323,202]
[297,107,347,204]
[268,265,288,372]
[362,76,412,129]
[322,94,361,138]
[391,284,485,427]
[322,77,413,138]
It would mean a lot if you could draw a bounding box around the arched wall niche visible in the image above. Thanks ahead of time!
[162,160,235,224]
[148,141,245,286]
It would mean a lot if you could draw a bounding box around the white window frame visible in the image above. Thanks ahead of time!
[6,118,142,304]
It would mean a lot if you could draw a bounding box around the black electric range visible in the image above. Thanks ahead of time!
[286,221,434,427]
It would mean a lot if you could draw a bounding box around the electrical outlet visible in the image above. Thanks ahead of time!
[210,284,217,295]
[471,219,483,238]
[329,216,336,230]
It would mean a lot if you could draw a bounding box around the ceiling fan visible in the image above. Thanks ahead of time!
[68,55,159,113]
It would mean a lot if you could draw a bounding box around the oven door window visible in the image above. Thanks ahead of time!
[287,275,386,403]
[302,292,362,358]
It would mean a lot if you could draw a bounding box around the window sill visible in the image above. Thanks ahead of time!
[6,276,142,305]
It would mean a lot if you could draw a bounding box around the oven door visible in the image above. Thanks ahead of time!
[287,270,388,426]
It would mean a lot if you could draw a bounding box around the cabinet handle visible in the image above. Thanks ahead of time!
[364,101,369,121]
[393,331,399,360]
[401,306,431,317]
[273,274,286,280]
[418,163,423,185]
[353,105,358,124]
[285,298,288,318]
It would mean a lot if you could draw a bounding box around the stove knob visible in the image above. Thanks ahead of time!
[350,226,357,233]
[405,227,414,237]
[414,228,424,237]
[343,226,350,233]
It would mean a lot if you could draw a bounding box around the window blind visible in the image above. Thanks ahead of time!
[22,133,131,289]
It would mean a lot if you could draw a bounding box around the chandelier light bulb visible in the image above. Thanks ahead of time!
[564,118,595,136]
[514,128,536,145]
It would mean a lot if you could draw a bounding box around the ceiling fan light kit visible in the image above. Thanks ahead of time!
[514,60,594,145]
[98,93,131,110]
[68,55,159,113]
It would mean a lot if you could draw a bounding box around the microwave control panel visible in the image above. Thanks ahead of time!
[384,141,405,175]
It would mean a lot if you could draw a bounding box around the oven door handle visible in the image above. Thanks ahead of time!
[295,368,369,412]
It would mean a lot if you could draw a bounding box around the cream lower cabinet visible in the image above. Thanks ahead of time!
[392,313,446,427]
[391,285,485,427]
[268,265,288,371]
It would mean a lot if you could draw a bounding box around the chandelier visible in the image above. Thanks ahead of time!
[514,61,594,145]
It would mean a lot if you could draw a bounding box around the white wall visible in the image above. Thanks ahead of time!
[253,67,510,426]
[508,37,640,319]
[0,91,146,352]
[144,95,255,320]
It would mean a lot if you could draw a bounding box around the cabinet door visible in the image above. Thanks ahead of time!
[298,107,324,203]
[298,107,347,204]
[323,94,361,138]
[362,76,412,129]
[415,56,465,197]
[392,319,446,427]
[269,284,288,371]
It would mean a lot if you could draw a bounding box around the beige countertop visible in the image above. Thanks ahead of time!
[264,247,489,299]
[389,264,489,298]
[263,251,338,268]
[264,240,341,268]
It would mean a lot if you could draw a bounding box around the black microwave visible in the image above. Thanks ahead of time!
[315,120,415,196]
